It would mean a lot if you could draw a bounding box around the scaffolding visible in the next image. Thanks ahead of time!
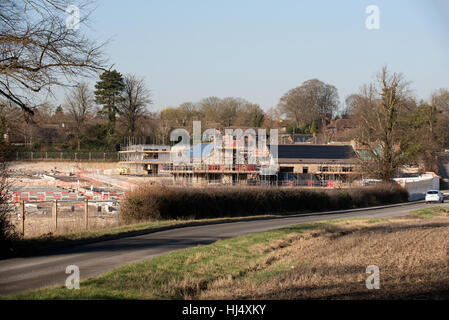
[118,136,360,187]
[118,144,171,176]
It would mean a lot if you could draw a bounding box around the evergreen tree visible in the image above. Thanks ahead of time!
[310,121,316,134]
[55,105,63,114]
[94,70,125,135]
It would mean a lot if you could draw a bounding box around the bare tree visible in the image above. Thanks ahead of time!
[235,103,265,127]
[432,89,449,113]
[0,0,106,115]
[0,99,22,140]
[178,102,200,125]
[198,97,221,123]
[277,87,307,128]
[0,140,17,256]
[302,79,339,122]
[218,97,248,127]
[160,107,180,123]
[64,82,93,151]
[432,89,449,149]
[161,97,264,129]
[262,107,281,128]
[117,74,151,136]
[353,67,412,180]
[278,79,339,131]
[340,94,359,119]
[404,101,442,172]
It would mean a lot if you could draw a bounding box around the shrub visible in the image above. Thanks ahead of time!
[0,161,18,257]
[120,182,409,224]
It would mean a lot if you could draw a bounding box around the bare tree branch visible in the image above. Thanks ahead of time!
[0,0,107,115]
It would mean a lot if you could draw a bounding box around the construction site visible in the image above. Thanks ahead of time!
[118,140,362,187]
[5,161,126,237]
[5,140,449,238]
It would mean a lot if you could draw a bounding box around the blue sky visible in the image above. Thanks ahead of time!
[75,0,449,111]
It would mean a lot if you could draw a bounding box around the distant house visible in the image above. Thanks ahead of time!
[326,119,356,134]
[280,134,314,145]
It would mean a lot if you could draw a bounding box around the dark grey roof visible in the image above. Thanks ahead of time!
[269,144,357,161]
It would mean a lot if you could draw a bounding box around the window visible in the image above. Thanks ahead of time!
[303,167,309,174]
[321,166,329,172]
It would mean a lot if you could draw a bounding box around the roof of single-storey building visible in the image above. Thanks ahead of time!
[269,144,358,164]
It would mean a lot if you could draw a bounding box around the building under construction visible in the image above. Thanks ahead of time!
[118,140,361,187]
[275,144,360,187]
[119,144,171,176]
[162,138,271,185]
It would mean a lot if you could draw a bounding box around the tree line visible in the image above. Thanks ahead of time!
[0,69,153,151]
[1,1,448,181]
[1,65,449,181]
[347,68,449,178]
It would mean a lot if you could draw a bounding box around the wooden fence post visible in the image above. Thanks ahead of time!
[84,199,89,230]
[20,201,25,237]
[53,199,58,231]
[116,201,119,227]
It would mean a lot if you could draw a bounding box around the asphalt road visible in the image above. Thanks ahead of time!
[1,201,448,295]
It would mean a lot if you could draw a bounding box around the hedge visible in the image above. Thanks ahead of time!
[119,183,409,223]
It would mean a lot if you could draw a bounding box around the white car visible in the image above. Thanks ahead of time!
[425,190,444,203]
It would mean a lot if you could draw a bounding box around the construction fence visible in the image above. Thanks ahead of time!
[171,172,357,188]
[9,190,124,202]
[9,199,121,238]
[10,152,119,162]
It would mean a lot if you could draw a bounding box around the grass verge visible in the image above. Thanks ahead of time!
[3,214,277,259]
[409,206,449,218]
[6,213,449,300]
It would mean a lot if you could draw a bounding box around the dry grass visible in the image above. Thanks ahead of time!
[11,213,449,300]
[8,204,118,238]
[201,217,449,299]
